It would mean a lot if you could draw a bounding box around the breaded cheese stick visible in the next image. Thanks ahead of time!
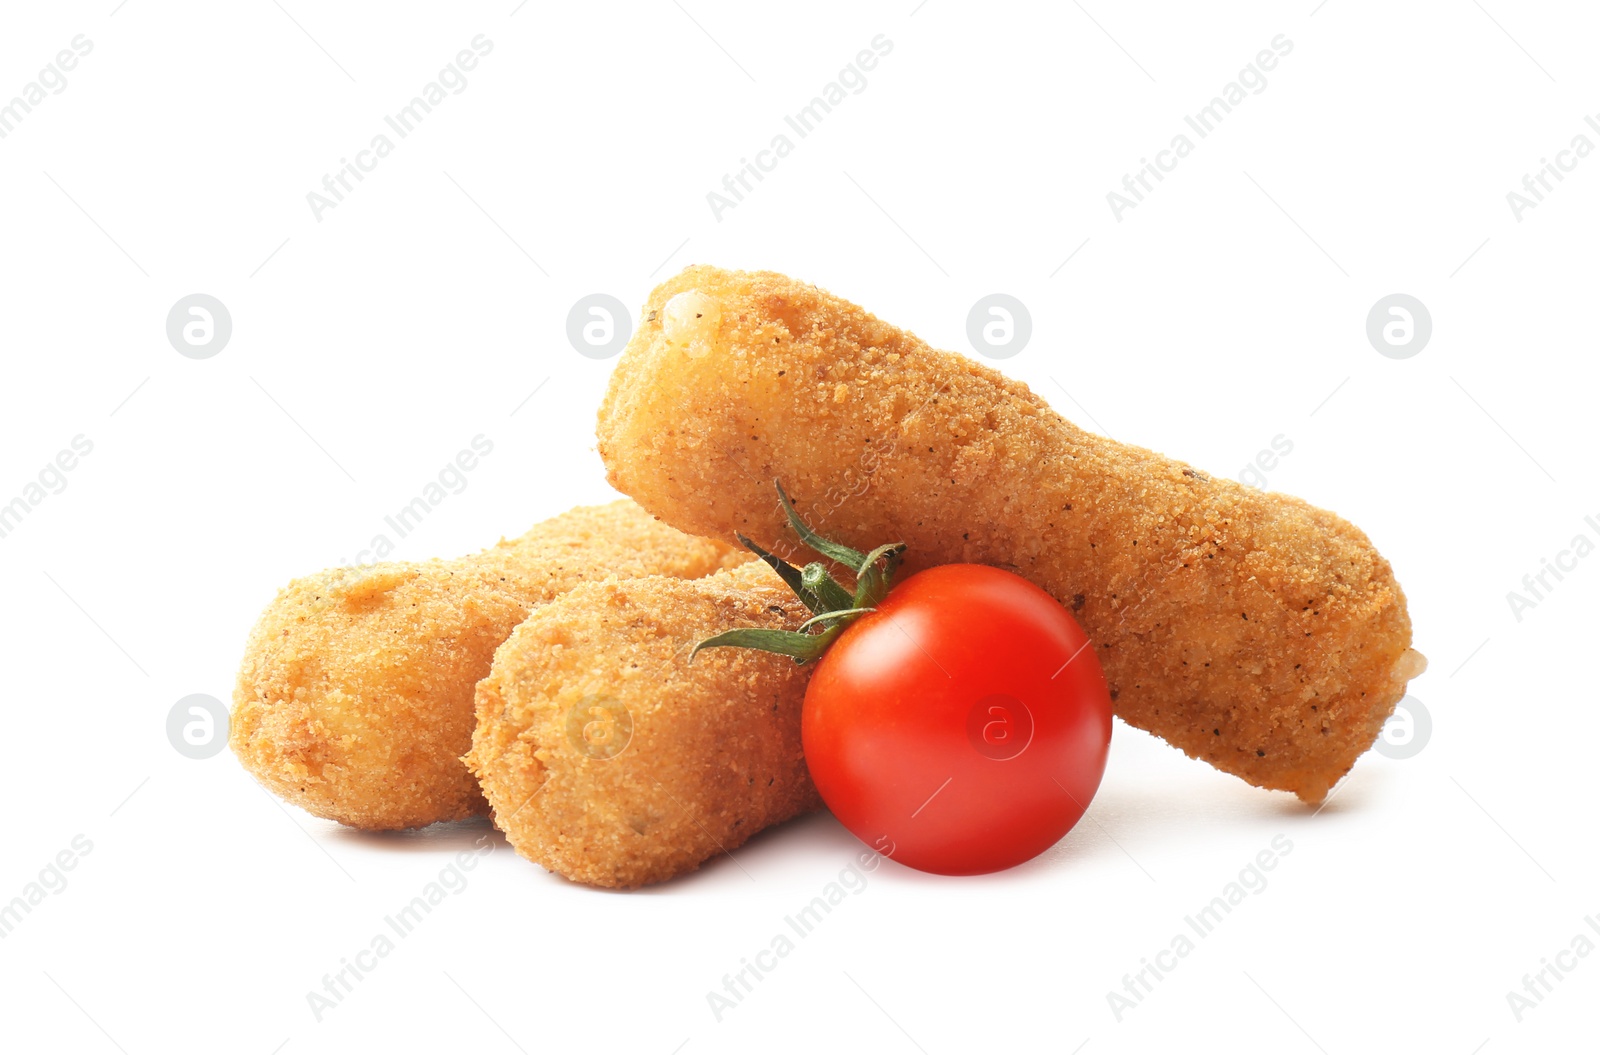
[597,266,1426,803]
[231,500,746,830]
[466,562,819,888]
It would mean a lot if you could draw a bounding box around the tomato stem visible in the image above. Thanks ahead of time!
[691,481,907,665]
[797,607,875,632]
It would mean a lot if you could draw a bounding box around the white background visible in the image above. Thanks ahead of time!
[1,2,1595,1052]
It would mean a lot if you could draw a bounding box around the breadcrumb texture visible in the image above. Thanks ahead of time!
[597,266,1425,803]
[230,500,746,830]
[467,562,820,889]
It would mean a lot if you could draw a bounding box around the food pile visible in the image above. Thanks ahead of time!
[231,266,1424,889]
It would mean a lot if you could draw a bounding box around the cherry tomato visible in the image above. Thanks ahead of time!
[802,563,1112,875]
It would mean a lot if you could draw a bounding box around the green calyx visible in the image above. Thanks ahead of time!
[691,481,906,665]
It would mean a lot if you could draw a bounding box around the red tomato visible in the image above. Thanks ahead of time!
[802,564,1112,875]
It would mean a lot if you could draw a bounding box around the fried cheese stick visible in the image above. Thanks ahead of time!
[467,562,819,888]
[597,266,1426,803]
[231,500,746,830]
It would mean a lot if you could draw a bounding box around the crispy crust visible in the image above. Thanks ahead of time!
[467,563,819,889]
[597,266,1425,802]
[230,500,746,830]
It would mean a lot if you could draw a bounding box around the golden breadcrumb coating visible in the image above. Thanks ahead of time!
[231,500,747,830]
[597,266,1426,803]
[467,562,820,889]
